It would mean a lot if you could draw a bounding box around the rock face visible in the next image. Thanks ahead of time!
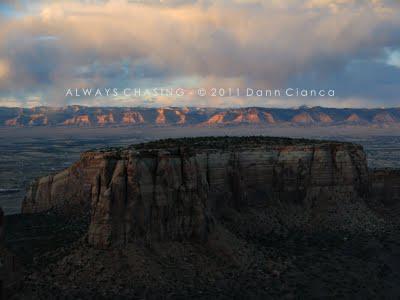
[291,112,315,124]
[122,111,145,124]
[22,137,373,248]
[346,113,362,123]
[2,106,400,127]
[203,112,226,125]
[62,115,91,126]
[318,112,333,123]
[96,113,115,125]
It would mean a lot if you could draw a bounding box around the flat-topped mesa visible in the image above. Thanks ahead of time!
[22,137,370,248]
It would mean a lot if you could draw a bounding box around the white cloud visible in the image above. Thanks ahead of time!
[387,49,400,68]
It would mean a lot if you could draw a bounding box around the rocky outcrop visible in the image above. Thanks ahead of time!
[346,113,362,123]
[291,112,315,124]
[203,112,226,125]
[175,110,186,124]
[232,109,261,123]
[22,137,373,248]
[22,158,100,214]
[63,115,91,126]
[96,113,115,125]
[28,114,48,126]
[155,108,166,124]
[317,112,333,123]
[122,112,145,124]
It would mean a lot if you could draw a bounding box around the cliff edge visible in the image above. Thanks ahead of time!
[22,136,377,248]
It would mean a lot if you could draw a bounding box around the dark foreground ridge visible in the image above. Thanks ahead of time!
[3,136,400,298]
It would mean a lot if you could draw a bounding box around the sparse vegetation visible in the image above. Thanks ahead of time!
[129,136,349,151]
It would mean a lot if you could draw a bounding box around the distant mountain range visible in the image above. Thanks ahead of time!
[1,106,400,127]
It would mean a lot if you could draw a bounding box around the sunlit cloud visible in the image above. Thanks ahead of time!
[386,49,400,68]
[0,59,10,80]
[0,0,399,107]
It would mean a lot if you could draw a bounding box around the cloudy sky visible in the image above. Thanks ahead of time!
[0,0,399,108]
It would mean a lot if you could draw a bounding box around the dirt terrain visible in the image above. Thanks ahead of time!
[5,208,400,299]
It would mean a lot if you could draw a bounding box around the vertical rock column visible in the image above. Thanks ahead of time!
[88,150,214,248]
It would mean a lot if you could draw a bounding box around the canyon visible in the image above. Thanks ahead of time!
[2,106,400,127]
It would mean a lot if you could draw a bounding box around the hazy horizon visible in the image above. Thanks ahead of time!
[1,104,400,110]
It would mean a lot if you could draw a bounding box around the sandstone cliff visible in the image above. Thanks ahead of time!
[22,137,376,248]
[2,106,400,127]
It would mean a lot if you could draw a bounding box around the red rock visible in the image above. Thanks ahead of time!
[175,110,186,124]
[122,112,145,124]
[346,113,361,122]
[318,112,333,123]
[96,113,115,125]
[63,115,91,126]
[203,112,226,125]
[156,108,166,124]
[291,112,315,124]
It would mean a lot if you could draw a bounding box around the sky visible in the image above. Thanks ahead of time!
[0,0,399,108]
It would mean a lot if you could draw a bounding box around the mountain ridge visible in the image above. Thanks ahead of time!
[1,106,400,127]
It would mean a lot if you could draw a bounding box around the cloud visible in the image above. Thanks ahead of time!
[0,0,399,107]
[387,49,400,68]
[0,59,10,80]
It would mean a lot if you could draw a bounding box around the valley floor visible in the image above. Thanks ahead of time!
[1,125,400,214]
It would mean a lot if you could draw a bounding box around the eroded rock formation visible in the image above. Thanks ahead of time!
[2,106,400,127]
[21,137,377,249]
